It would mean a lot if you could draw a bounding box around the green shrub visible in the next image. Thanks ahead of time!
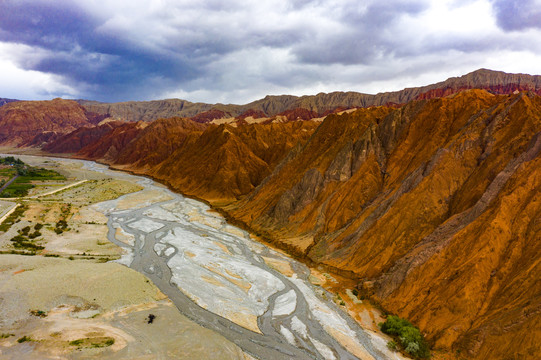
[28,231,41,239]
[19,226,31,235]
[381,315,430,358]
[17,336,32,343]
[30,309,47,317]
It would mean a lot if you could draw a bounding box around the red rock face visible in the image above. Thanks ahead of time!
[76,121,147,162]
[237,109,267,120]
[189,109,229,123]
[111,117,207,169]
[416,84,541,100]
[0,98,98,146]
[78,69,541,123]
[276,108,319,121]
[43,121,126,153]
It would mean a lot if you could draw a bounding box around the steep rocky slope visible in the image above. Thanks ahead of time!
[76,121,148,163]
[110,117,207,170]
[148,121,319,202]
[0,98,106,146]
[223,90,541,359]
[43,121,127,153]
[78,69,541,123]
[78,98,218,122]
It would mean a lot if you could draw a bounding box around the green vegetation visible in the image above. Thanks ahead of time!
[0,156,24,166]
[10,234,44,251]
[29,309,47,317]
[54,219,69,234]
[69,337,115,348]
[380,315,430,358]
[0,333,14,339]
[0,204,27,232]
[0,156,66,198]
[17,336,33,343]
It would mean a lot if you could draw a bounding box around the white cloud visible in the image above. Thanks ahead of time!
[0,42,78,100]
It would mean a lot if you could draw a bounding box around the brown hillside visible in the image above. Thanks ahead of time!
[112,117,207,170]
[43,121,126,153]
[0,98,104,146]
[223,90,541,359]
[76,121,147,162]
[148,121,319,202]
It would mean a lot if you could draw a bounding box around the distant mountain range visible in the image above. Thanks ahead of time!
[76,68,541,122]
[0,98,18,107]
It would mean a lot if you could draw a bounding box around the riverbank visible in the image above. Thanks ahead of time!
[0,155,250,359]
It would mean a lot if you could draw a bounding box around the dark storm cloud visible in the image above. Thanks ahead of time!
[1,0,540,103]
[0,0,434,101]
[0,0,203,101]
[491,0,541,31]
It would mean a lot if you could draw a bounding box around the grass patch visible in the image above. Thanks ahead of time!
[54,219,69,234]
[1,333,14,339]
[10,234,44,251]
[0,156,66,198]
[69,337,115,349]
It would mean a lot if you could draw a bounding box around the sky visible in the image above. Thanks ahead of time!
[0,0,541,104]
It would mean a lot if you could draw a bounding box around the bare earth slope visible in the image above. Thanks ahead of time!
[223,90,541,359]
[148,121,319,202]
[43,121,128,154]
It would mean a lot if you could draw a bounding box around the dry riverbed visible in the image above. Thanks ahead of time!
[0,155,249,359]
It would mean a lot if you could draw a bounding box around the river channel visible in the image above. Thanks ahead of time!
[78,160,395,360]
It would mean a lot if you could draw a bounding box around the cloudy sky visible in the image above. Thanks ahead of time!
[1,0,540,104]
